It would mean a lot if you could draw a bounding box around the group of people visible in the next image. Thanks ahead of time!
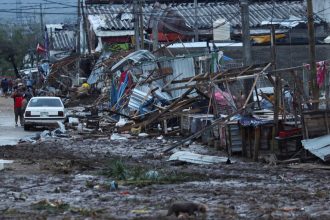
[0,77,34,127]
[12,82,34,127]
[0,78,13,96]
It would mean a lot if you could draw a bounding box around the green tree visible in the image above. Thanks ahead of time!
[0,23,41,78]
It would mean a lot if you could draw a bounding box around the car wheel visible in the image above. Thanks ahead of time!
[24,124,30,131]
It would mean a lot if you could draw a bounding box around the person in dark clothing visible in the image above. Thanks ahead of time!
[22,87,33,112]
[1,78,8,96]
[8,79,13,94]
[22,86,33,102]
[11,89,24,126]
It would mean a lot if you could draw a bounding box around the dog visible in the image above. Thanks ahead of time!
[167,202,208,217]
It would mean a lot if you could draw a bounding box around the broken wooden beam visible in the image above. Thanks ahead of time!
[163,102,255,153]
[242,63,272,109]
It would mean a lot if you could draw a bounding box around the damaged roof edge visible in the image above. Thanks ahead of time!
[110,50,156,72]
[302,135,330,161]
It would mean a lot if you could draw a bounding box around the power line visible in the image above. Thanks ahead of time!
[0,3,301,20]
[42,0,76,7]
[1,1,327,27]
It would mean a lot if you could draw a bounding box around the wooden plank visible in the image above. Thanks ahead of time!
[241,126,247,157]
[248,128,253,158]
[243,63,272,109]
[227,125,232,156]
[163,84,195,92]
[304,119,326,126]
[140,87,195,128]
[161,72,183,91]
[253,126,261,162]
[152,39,180,54]
[144,71,173,83]
[170,75,208,84]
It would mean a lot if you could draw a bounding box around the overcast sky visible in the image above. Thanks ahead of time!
[0,0,77,24]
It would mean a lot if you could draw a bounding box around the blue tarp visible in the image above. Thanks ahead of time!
[223,55,233,61]
[113,73,129,110]
[239,116,272,127]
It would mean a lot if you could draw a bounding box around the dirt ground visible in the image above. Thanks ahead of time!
[1,134,330,220]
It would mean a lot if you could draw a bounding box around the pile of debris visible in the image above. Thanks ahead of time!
[56,49,277,156]
[37,45,330,164]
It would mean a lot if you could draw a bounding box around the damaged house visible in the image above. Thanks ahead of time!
[40,0,330,163]
[46,24,77,61]
[80,0,327,52]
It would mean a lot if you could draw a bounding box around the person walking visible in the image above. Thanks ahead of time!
[11,88,24,127]
[8,79,13,94]
[1,78,8,96]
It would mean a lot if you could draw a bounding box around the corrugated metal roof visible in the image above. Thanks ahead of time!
[51,30,76,51]
[165,57,196,98]
[110,50,156,71]
[86,1,320,35]
[302,135,330,161]
[167,151,229,164]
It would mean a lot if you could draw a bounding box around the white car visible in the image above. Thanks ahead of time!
[24,96,66,131]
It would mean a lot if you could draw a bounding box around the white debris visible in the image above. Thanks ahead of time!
[156,135,164,140]
[167,151,232,165]
[116,117,128,127]
[68,117,79,125]
[74,174,95,180]
[77,123,83,131]
[0,159,14,171]
[138,133,149,137]
[111,133,128,140]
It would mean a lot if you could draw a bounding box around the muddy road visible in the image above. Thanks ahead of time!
[0,97,36,146]
[1,135,330,220]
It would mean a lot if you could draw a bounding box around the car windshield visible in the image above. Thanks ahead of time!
[28,98,63,107]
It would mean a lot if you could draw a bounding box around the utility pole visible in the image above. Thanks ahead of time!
[139,0,144,49]
[81,1,91,54]
[240,0,252,66]
[240,0,253,102]
[40,4,43,33]
[270,25,276,69]
[76,0,81,86]
[271,24,281,151]
[307,0,319,109]
[152,14,159,51]
[133,0,140,50]
[77,0,81,54]
[194,0,199,41]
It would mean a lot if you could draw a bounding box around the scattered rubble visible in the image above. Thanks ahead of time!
[3,27,330,219]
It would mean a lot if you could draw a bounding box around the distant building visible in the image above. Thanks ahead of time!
[46,24,77,61]
[80,0,328,53]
